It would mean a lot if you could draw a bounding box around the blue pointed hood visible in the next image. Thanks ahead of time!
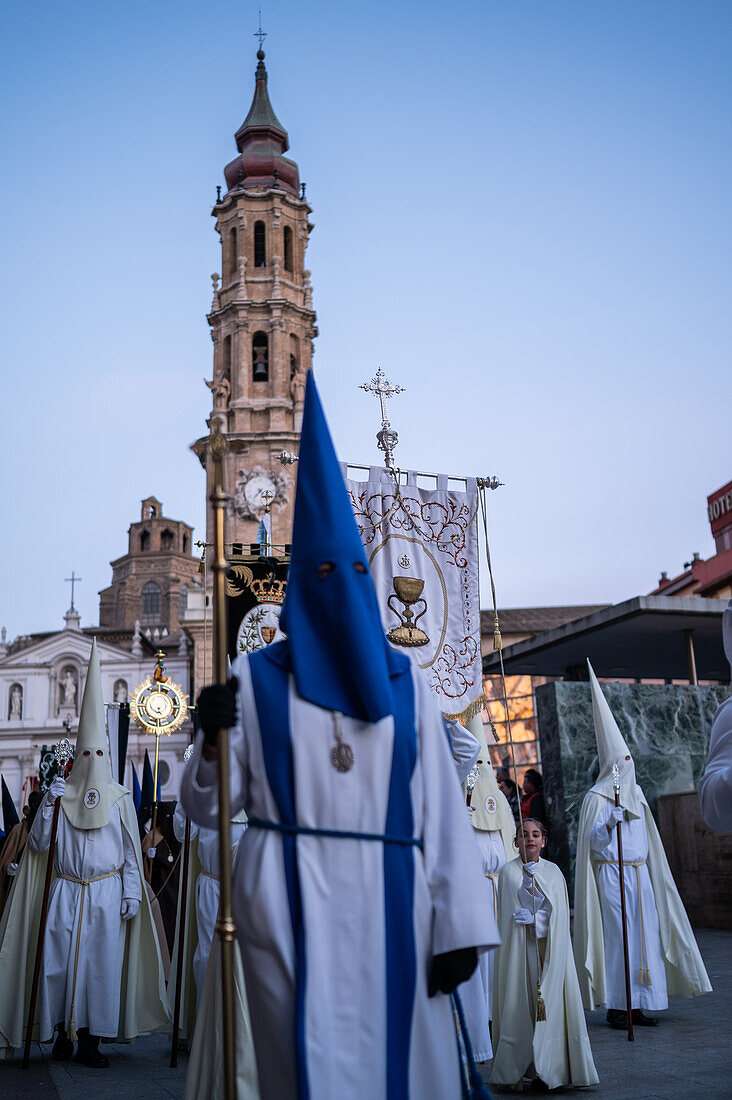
[280,373,395,722]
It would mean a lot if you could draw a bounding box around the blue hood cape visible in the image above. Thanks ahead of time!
[280,373,398,723]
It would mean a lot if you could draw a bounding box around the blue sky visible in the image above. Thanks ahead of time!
[0,1,730,638]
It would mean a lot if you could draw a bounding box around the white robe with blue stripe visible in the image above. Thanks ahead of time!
[182,646,497,1100]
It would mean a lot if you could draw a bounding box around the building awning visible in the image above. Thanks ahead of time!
[482,595,730,681]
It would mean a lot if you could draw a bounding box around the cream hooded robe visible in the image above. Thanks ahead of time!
[0,641,169,1054]
[458,732,515,1063]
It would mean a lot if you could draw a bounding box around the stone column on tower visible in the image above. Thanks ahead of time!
[187,47,317,693]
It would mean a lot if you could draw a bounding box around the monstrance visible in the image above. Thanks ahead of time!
[131,651,188,826]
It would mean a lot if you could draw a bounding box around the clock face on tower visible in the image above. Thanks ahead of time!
[233,466,289,522]
[244,474,276,509]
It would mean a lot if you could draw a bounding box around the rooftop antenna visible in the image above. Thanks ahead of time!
[254,9,267,52]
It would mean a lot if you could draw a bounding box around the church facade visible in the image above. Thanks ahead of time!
[0,497,198,810]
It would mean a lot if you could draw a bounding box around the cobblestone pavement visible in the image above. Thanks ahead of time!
[1,928,728,1098]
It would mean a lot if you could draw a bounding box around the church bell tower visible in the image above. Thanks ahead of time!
[193,47,317,550]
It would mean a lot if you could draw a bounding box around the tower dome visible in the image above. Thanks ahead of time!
[224,51,300,196]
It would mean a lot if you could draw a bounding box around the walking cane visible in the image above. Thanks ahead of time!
[208,422,237,1100]
[612,763,634,1042]
[22,736,74,1068]
[170,755,193,1068]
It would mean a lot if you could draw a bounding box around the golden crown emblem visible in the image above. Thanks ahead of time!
[250,576,287,605]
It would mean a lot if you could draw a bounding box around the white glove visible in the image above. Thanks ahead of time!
[7,862,19,878]
[146,846,157,860]
[49,777,66,800]
[521,861,538,884]
[513,907,534,925]
[609,806,625,826]
[121,897,140,921]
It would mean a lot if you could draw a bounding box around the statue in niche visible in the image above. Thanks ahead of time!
[114,679,128,704]
[9,684,22,719]
[290,366,308,408]
[61,668,77,707]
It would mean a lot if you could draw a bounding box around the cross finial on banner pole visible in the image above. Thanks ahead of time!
[65,570,82,610]
[359,368,405,470]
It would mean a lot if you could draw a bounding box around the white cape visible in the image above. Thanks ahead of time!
[183,926,260,1100]
[573,790,712,1009]
[491,857,598,1090]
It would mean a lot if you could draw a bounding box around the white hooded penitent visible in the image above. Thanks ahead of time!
[62,638,126,830]
[586,659,641,818]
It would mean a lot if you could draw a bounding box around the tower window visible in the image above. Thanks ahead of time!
[283,226,293,273]
[182,533,188,553]
[179,585,188,618]
[222,334,232,381]
[160,529,174,551]
[139,529,151,552]
[254,221,266,268]
[142,582,161,624]
[227,227,238,280]
[252,331,269,382]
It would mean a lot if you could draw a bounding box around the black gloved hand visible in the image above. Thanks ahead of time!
[197,677,239,746]
[428,947,478,997]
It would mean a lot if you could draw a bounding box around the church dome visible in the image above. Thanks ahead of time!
[224,51,301,197]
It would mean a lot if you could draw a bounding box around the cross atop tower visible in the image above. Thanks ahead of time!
[65,570,82,610]
[254,9,267,52]
[359,368,405,469]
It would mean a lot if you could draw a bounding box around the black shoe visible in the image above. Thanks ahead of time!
[52,1028,73,1061]
[631,1009,658,1026]
[530,1079,549,1093]
[606,1009,628,1029]
[74,1046,110,1068]
[74,1030,110,1069]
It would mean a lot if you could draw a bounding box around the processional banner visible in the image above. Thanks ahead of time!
[344,466,485,721]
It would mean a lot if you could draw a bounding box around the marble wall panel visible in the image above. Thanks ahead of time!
[535,681,730,891]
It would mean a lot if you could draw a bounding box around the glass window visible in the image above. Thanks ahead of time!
[483,673,545,789]
[254,221,266,268]
[142,582,161,624]
[283,225,293,272]
[227,226,237,280]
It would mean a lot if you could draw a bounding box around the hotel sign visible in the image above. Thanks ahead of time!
[708,480,732,536]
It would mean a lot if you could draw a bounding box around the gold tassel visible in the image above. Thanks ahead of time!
[493,615,502,652]
[536,986,546,1022]
[444,694,487,725]
[68,1018,78,1042]
[640,967,652,986]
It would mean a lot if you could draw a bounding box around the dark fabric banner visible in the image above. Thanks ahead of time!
[226,556,289,661]
[117,702,130,788]
[1,777,19,832]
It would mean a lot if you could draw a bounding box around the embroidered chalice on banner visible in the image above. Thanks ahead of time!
[387,576,430,647]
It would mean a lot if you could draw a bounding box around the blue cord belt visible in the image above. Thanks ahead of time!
[247,817,424,849]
